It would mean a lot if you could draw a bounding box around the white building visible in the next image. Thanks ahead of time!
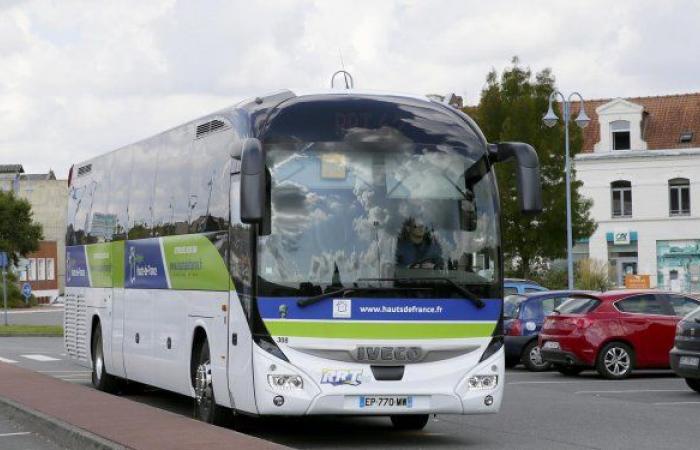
[574,94,700,293]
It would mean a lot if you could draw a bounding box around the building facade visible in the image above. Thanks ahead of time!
[0,165,68,300]
[574,94,700,293]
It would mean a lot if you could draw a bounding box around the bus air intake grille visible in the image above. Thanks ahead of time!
[196,119,227,138]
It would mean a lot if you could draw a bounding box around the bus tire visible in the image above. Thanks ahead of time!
[91,326,122,393]
[193,340,228,425]
[390,414,430,431]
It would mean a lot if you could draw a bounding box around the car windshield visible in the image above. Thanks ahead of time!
[257,141,499,297]
[556,296,600,314]
[504,295,526,318]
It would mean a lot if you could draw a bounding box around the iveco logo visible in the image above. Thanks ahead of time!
[355,346,423,362]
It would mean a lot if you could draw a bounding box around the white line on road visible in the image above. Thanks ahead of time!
[20,354,61,362]
[575,389,688,395]
[38,370,91,373]
[4,309,63,314]
[653,401,700,405]
[0,357,18,364]
[0,432,31,437]
[508,381,581,385]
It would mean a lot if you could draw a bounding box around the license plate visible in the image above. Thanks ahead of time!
[543,341,560,350]
[680,356,700,367]
[359,395,413,409]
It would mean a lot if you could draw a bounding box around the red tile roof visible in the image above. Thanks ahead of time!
[570,93,700,152]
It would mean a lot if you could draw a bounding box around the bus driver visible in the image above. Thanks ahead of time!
[395,217,444,269]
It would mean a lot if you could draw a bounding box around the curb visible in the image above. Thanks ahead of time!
[0,395,123,450]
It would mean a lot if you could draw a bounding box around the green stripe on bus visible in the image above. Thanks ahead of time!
[263,320,496,339]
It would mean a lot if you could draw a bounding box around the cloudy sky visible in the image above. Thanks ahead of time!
[1,0,698,177]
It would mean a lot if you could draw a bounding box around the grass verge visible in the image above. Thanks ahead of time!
[0,325,63,337]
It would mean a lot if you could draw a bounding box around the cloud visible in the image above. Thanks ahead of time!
[1,0,699,176]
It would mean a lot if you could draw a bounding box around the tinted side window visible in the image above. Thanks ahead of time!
[524,287,543,293]
[504,287,518,295]
[153,129,192,236]
[127,142,158,239]
[190,128,232,233]
[87,155,113,243]
[521,301,542,320]
[616,294,664,315]
[668,294,700,317]
[107,147,133,241]
[229,172,253,309]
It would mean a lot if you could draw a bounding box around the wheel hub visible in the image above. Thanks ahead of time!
[194,362,212,404]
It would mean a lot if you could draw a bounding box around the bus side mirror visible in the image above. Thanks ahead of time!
[490,142,543,214]
[240,138,266,224]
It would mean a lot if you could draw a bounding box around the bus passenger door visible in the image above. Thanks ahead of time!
[226,169,257,414]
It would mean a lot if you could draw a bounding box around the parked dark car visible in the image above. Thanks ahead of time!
[504,291,590,371]
[670,305,700,393]
[504,278,548,296]
[540,290,700,379]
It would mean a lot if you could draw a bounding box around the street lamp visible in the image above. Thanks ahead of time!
[543,91,589,290]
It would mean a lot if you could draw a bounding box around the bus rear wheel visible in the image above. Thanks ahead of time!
[193,340,228,425]
[390,414,430,431]
[91,326,122,393]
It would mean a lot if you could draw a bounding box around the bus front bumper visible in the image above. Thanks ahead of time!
[252,345,505,416]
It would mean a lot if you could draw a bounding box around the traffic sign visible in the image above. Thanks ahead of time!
[21,282,32,300]
[0,252,7,269]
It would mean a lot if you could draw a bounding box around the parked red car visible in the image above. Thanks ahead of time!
[539,290,700,379]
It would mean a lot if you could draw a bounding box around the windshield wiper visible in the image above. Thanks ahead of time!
[297,287,355,308]
[357,277,485,309]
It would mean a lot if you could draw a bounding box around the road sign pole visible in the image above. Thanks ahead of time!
[2,269,7,326]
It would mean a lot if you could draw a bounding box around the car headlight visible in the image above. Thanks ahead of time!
[467,375,499,390]
[267,374,304,390]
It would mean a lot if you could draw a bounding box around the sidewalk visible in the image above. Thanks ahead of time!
[0,362,288,450]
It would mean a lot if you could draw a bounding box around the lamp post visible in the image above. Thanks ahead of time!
[543,91,590,290]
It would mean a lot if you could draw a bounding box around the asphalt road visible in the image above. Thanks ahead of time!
[2,337,700,450]
[0,411,67,450]
[2,306,64,326]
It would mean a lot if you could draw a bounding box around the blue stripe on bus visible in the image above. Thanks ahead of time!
[257,297,501,321]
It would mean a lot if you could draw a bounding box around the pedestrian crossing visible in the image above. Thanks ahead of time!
[0,352,92,383]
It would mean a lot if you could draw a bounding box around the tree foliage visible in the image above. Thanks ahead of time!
[0,190,43,265]
[471,57,596,277]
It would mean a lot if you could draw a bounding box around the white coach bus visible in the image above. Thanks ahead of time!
[64,88,542,429]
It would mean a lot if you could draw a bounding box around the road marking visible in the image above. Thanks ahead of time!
[0,357,18,364]
[653,401,700,405]
[20,354,61,362]
[0,432,31,437]
[575,389,688,395]
[508,381,581,385]
[39,370,91,374]
[4,309,63,314]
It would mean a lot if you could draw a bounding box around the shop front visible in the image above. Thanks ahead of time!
[657,240,700,294]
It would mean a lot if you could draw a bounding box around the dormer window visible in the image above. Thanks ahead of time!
[593,99,646,153]
[611,120,631,150]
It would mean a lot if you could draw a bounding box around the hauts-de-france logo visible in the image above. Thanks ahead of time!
[320,368,363,386]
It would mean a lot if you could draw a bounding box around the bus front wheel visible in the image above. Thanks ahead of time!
[193,340,228,425]
[91,325,122,393]
[390,414,430,430]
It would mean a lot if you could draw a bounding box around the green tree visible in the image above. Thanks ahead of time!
[0,190,44,265]
[471,57,596,278]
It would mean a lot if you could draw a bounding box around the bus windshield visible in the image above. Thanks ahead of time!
[257,139,500,297]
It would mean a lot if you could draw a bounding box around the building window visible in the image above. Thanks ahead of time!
[669,178,690,216]
[28,258,37,281]
[37,258,46,280]
[611,180,632,217]
[46,258,55,281]
[611,120,631,150]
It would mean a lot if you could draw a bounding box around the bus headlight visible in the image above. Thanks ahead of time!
[267,374,304,390]
[467,375,498,390]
